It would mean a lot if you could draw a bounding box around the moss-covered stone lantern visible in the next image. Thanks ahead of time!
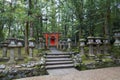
[67,38,71,51]
[87,36,95,56]
[16,39,23,60]
[114,30,120,46]
[1,41,9,59]
[29,38,35,58]
[103,38,109,54]
[95,37,102,54]
[79,39,85,55]
[8,38,17,64]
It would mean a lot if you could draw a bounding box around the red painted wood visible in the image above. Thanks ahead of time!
[43,33,60,48]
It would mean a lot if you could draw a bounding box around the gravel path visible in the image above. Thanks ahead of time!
[17,67,120,80]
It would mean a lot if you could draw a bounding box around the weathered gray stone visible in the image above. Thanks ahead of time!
[17,40,23,60]
[103,39,109,54]
[0,64,6,69]
[114,30,120,46]
[1,42,9,59]
[87,36,95,56]
[95,37,102,54]
[79,39,85,55]
[8,38,17,64]
[29,40,35,58]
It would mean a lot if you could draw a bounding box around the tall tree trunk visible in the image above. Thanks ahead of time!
[24,0,33,54]
[29,0,33,37]
[104,0,111,38]
[25,21,29,54]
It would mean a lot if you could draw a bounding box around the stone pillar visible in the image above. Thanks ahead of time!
[8,38,17,64]
[95,37,102,54]
[29,40,35,58]
[79,39,85,55]
[103,39,109,54]
[87,36,95,56]
[114,31,120,46]
[1,42,9,59]
[16,40,23,60]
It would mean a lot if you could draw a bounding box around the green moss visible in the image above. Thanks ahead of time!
[102,58,113,62]
[110,46,120,59]
[82,59,95,64]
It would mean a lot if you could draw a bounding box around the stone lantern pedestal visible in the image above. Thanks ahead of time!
[1,42,9,59]
[79,39,85,55]
[8,38,17,64]
[29,40,35,58]
[87,36,95,56]
[114,30,120,46]
[16,39,23,60]
[95,37,102,54]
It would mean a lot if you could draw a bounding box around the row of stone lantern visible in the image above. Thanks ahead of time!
[79,36,109,56]
[0,38,35,64]
[58,38,71,51]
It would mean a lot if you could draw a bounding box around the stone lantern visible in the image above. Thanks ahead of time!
[1,42,9,59]
[16,39,23,60]
[59,40,62,50]
[87,36,95,56]
[103,38,109,54]
[114,30,120,46]
[79,39,85,55]
[95,37,102,54]
[67,38,71,50]
[29,40,35,58]
[62,40,66,50]
[39,37,43,49]
[8,38,17,64]
[42,39,45,49]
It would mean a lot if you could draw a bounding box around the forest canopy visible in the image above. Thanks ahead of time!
[0,0,120,42]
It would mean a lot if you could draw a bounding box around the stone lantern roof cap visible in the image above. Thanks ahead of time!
[113,29,120,33]
[95,37,102,39]
[79,39,86,42]
[87,36,94,39]
[67,38,71,42]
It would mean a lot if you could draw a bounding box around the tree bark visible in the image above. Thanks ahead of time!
[25,21,29,54]
[104,0,111,38]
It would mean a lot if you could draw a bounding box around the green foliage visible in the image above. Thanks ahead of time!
[96,54,104,59]
[111,46,120,59]
[0,0,119,41]
[75,63,87,71]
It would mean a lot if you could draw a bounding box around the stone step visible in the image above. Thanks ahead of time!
[46,58,72,62]
[47,53,70,55]
[46,55,70,58]
[46,64,74,69]
[46,61,73,65]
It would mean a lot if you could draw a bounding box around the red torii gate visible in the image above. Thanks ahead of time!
[43,33,61,48]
